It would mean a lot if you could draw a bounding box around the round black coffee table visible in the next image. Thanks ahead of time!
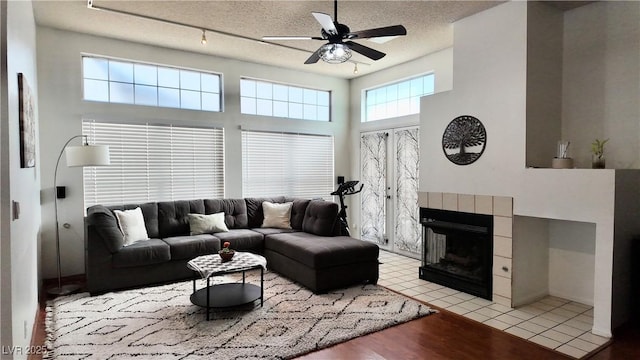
[187,252,266,320]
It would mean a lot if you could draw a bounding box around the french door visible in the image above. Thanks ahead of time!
[360,127,421,258]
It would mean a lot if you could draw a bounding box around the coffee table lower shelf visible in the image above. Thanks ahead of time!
[190,283,262,308]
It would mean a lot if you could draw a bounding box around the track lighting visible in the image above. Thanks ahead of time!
[353,63,358,74]
[201,30,207,45]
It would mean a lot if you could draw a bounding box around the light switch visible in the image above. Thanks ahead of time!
[12,200,20,220]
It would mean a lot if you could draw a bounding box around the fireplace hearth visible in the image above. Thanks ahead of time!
[419,208,494,300]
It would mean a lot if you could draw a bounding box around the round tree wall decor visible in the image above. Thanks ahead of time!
[442,115,487,165]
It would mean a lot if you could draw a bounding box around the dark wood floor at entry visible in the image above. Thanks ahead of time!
[31,279,640,360]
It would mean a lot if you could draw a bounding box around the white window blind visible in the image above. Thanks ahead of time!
[83,120,224,207]
[241,131,334,200]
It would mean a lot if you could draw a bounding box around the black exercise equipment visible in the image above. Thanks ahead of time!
[331,180,363,236]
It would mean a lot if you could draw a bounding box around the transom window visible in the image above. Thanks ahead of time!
[82,56,222,112]
[364,73,435,122]
[240,78,330,121]
[82,120,225,207]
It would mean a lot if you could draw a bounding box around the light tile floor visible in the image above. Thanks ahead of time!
[378,250,610,359]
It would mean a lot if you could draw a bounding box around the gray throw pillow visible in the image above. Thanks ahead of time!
[188,212,229,235]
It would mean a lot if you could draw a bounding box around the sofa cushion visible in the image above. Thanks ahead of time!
[158,200,205,238]
[265,232,379,269]
[204,199,248,229]
[302,200,339,236]
[213,229,264,252]
[251,228,298,236]
[245,197,286,228]
[290,199,310,231]
[162,234,220,260]
[112,239,171,268]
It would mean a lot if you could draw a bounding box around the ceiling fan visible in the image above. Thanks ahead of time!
[263,0,407,64]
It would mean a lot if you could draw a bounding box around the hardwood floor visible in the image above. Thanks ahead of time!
[31,278,640,360]
[298,309,572,360]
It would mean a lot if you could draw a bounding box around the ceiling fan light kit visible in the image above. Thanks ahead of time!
[320,43,352,64]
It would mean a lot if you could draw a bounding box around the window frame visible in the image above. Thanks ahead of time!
[240,77,331,122]
[362,72,435,122]
[82,54,224,112]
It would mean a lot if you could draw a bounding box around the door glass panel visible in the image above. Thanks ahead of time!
[360,132,387,244]
[394,127,420,255]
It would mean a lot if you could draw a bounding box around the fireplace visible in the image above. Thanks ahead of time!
[419,208,494,300]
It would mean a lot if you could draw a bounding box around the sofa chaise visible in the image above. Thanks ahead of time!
[85,197,379,295]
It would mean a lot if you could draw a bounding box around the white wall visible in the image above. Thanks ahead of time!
[512,216,549,307]
[562,1,640,169]
[419,1,528,198]
[1,0,42,358]
[548,219,596,305]
[36,27,349,279]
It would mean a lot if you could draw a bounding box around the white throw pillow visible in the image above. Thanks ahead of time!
[188,212,229,235]
[262,201,293,229]
[114,207,149,246]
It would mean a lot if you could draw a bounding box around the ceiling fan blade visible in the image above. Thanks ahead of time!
[304,46,323,64]
[344,41,386,61]
[262,36,324,41]
[312,12,338,36]
[348,25,407,39]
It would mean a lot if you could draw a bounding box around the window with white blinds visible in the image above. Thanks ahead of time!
[83,120,224,207]
[241,131,334,200]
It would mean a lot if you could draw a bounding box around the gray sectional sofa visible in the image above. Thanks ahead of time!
[85,197,379,295]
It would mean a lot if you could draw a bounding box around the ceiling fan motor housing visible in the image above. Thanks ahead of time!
[322,23,351,43]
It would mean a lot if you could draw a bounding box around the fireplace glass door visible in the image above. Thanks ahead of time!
[419,208,493,300]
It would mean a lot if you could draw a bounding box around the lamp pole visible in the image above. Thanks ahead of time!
[48,135,87,296]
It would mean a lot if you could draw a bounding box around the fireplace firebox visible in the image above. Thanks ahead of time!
[419,208,493,300]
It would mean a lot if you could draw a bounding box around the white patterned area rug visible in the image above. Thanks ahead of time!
[45,271,434,359]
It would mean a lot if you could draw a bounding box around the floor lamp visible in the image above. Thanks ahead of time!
[48,135,110,296]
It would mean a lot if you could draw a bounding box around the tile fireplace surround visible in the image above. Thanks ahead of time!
[418,192,515,307]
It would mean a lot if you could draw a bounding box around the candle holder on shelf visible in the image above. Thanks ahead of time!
[552,140,573,169]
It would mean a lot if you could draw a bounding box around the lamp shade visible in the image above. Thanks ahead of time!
[65,144,111,167]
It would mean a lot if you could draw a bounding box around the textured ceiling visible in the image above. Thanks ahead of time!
[33,0,510,79]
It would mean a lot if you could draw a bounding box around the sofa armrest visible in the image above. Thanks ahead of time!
[86,205,124,253]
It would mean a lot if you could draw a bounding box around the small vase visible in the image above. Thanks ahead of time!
[592,155,605,169]
[218,250,235,262]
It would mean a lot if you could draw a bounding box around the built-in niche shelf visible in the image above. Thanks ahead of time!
[512,216,596,307]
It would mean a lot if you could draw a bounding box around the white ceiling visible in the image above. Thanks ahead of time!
[33,1,509,79]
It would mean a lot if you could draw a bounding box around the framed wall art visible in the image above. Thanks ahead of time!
[18,73,36,168]
[442,115,486,166]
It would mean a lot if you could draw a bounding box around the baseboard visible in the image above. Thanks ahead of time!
[548,290,593,307]
[511,290,547,308]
